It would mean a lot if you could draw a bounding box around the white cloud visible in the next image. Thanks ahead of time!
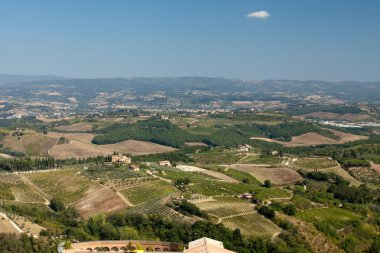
[246,11,270,19]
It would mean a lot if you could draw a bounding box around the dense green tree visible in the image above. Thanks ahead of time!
[258,206,275,219]
[283,204,297,216]
[263,180,271,188]
[49,198,65,212]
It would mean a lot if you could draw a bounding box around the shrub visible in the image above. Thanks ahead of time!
[258,206,275,219]
[283,204,297,216]
[50,198,65,212]
[263,180,271,188]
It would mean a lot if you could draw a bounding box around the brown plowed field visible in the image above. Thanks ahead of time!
[251,130,367,147]
[1,134,58,156]
[73,187,128,218]
[1,132,175,159]
[48,139,176,159]
[47,132,95,144]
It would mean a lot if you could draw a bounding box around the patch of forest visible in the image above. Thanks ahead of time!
[92,117,340,148]
[92,117,204,148]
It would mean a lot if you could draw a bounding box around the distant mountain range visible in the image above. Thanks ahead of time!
[1,75,380,106]
[0,74,67,85]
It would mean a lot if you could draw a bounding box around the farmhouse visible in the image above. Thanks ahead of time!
[111,155,132,165]
[159,160,171,166]
[238,192,253,200]
[237,144,252,152]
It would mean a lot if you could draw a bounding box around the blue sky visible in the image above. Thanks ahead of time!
[0,0,379,81]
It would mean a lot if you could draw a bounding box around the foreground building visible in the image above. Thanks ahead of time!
[63,238,235,253]
[184,238,235,253]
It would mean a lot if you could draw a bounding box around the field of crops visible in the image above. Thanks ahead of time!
[0,182,14,200]
[196,197,280,237]
[240,155,283,165]
[348,167,380,184]
[196,197,254,217]
[121,180,177,205]
[160,167,290,199]
[82,165,147,181]
[223,212,281,237]
[126,197,197,224]
[255,187,291,200]
[0,174,45,203]
[296,207,362,230]
[107,177,156,189]
[25,168,102,205]
[292,158,338,171]
[292,158,362,186]
[192,149,246,165]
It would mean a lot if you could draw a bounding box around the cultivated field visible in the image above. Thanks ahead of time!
[54,122,93,132]
[196,197,280,237]
[228,164,302,185]
[328,129,369,142]
[47,132,95,144]
[108,140,176,155]
[120,180,177,205]
[292,157,338,171]
[251,130,367,147]
[1,134,57,156]
[22,135,58,156]
[160,167,290,198]
[73,187,128,218]
[1,136,26,153]
[176,165,239,183]
[25,168,102,205]
[1,131,176,158]
[196,197,254,217]
[48,140,112,159]
[49,139,176,159]
[291,158,361,186]
[222,213,281,237]
[347,167,380,184]
[127,196,197,224]
[0,174,46,203]
[297,208,362,230]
